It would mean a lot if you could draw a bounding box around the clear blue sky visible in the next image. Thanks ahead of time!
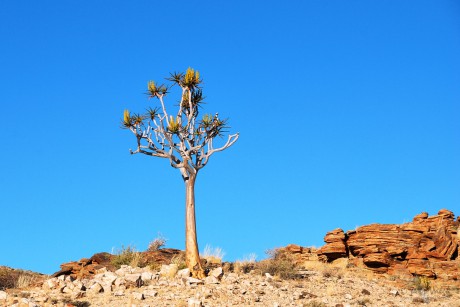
[1,1,459,274]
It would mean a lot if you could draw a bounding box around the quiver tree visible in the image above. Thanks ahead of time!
[122,68,239,278]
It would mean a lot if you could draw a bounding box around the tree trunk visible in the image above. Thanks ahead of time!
[184,174,205,279]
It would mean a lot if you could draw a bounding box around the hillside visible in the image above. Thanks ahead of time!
[0,209,458,306]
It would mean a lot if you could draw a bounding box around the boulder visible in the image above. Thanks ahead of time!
[317,228,348,261]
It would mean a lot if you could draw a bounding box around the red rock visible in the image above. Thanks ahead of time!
[413,212,428,223]
[437,209,454,219]
[407,259,435,278]
[406,248,427,260]
[317,228,347,261]
[284,244,303,253]
[324,228,346,243]
[315,209,459,279]
[363,252,391,269]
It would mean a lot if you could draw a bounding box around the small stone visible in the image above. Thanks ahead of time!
[0,291,7,300]
[102,284,112,293]
[102,272,118,285]
[132,292,145,300]
[141,271,153,281]
[113,290,125,296]
[187,277,204,285]
[95,267,107,274]
[177,268,191,278]
[62,286,73,294]
[210,267,224,279]
[88,282,103,294]
[187,298,202,307]
[125,273,142,283]
[344,293,353,300]
[204,276,220,284]
[362,289,371,295]
[390,289,399,296]
[160,264,179,278]
[143,290,158,297]
[202,288,212,299]
[265,273,273,281]
[114,277,126,287]
[71,291,86,300]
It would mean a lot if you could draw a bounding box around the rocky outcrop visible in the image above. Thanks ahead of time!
[52,249,183,279]
[317,209,459,279]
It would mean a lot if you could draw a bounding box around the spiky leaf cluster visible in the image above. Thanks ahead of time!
[168,67,202,89]
[167,116,182,134]
[121,109,132,128]
[199,115,228,138]
[147,81,168,97]
[180,89,205,111]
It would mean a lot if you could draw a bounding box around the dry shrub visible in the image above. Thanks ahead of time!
[147,233,167,251]
[233,253,257,274]
[254,249,297,280]
[0,268,16,290]
[234,261,256,274]
[111,245,142,269]
[170,254,187,270]
[321,266,343,279]
[413,276,431,291]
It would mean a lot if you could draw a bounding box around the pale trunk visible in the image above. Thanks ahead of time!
[184,174,205,279]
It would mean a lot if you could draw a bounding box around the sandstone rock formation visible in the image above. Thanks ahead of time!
[52,249,183,279]
[317,209,459,279]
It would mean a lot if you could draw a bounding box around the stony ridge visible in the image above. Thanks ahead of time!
[316,209,459,279]
[2,262,460,306]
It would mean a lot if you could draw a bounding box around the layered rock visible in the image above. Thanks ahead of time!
[52,249,182,279]
[317,209,459,279]
[317,228,348,261]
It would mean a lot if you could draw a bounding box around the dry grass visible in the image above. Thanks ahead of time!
[253,249,297,279]
[111,245,142,269]
[15,273,36,288]
[170,254,187,270]
[0,267,16,290]
[0,267,42,290]
[202,245,225,264]
[233,253,258,274]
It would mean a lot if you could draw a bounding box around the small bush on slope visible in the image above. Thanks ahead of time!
[254,249,297,280]
[111,245,142,269]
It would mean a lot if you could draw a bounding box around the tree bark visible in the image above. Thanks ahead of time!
[184,174,205,279]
